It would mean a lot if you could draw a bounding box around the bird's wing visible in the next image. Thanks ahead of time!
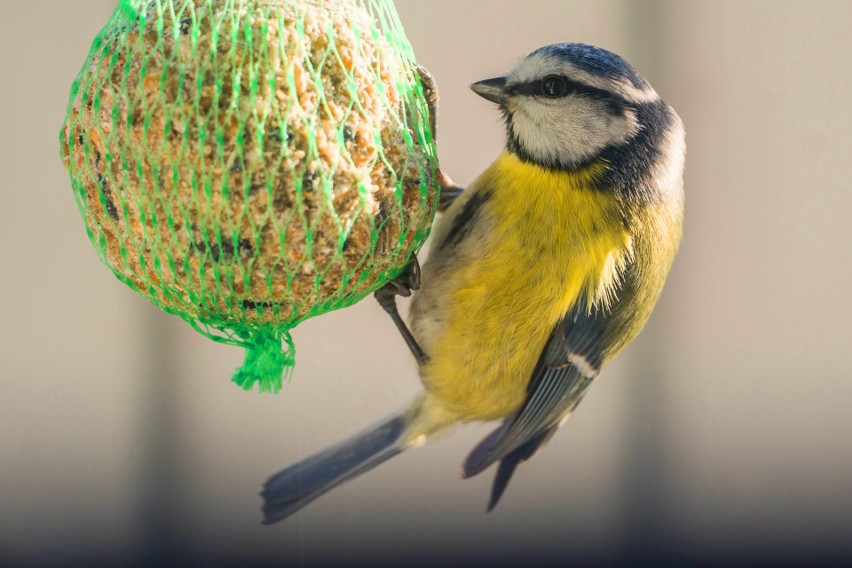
[462,303,606,508]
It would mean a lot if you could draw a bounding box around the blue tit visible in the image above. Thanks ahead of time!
[262,43,685,524]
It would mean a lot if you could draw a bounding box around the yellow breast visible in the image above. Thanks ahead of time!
[418,152,631,423]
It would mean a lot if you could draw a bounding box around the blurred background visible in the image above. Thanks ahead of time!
[3,0,852,565]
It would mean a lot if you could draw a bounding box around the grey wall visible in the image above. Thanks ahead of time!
[2,0,852,565]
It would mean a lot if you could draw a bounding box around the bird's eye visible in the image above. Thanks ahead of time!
[541,75,568,98]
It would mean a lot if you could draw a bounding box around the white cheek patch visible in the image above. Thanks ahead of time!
[510,96,640,166]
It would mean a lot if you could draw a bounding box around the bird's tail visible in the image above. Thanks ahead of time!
[261,405,416,524]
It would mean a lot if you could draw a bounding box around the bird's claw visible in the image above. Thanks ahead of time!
[377,256,421,299]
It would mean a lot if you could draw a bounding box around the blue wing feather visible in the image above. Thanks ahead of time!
[462,307,603,507]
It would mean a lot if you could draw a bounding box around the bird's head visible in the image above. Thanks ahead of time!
[471,43,662,171]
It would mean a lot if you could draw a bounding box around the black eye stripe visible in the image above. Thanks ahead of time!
[508,77,628,105]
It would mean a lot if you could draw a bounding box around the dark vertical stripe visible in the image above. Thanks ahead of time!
[434,189,491,251]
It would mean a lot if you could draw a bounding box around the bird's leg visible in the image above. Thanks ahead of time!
[417,65,464,212]
[374,257,429,366]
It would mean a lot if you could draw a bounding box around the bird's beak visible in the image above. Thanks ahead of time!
[470,76,509,105]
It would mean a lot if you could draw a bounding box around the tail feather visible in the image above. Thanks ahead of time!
[261,413,408,524]
[486,424,559,512]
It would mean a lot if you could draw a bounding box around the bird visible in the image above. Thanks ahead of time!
[261,43,685,524]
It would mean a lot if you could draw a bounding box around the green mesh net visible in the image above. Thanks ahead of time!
[60,0,439,393]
